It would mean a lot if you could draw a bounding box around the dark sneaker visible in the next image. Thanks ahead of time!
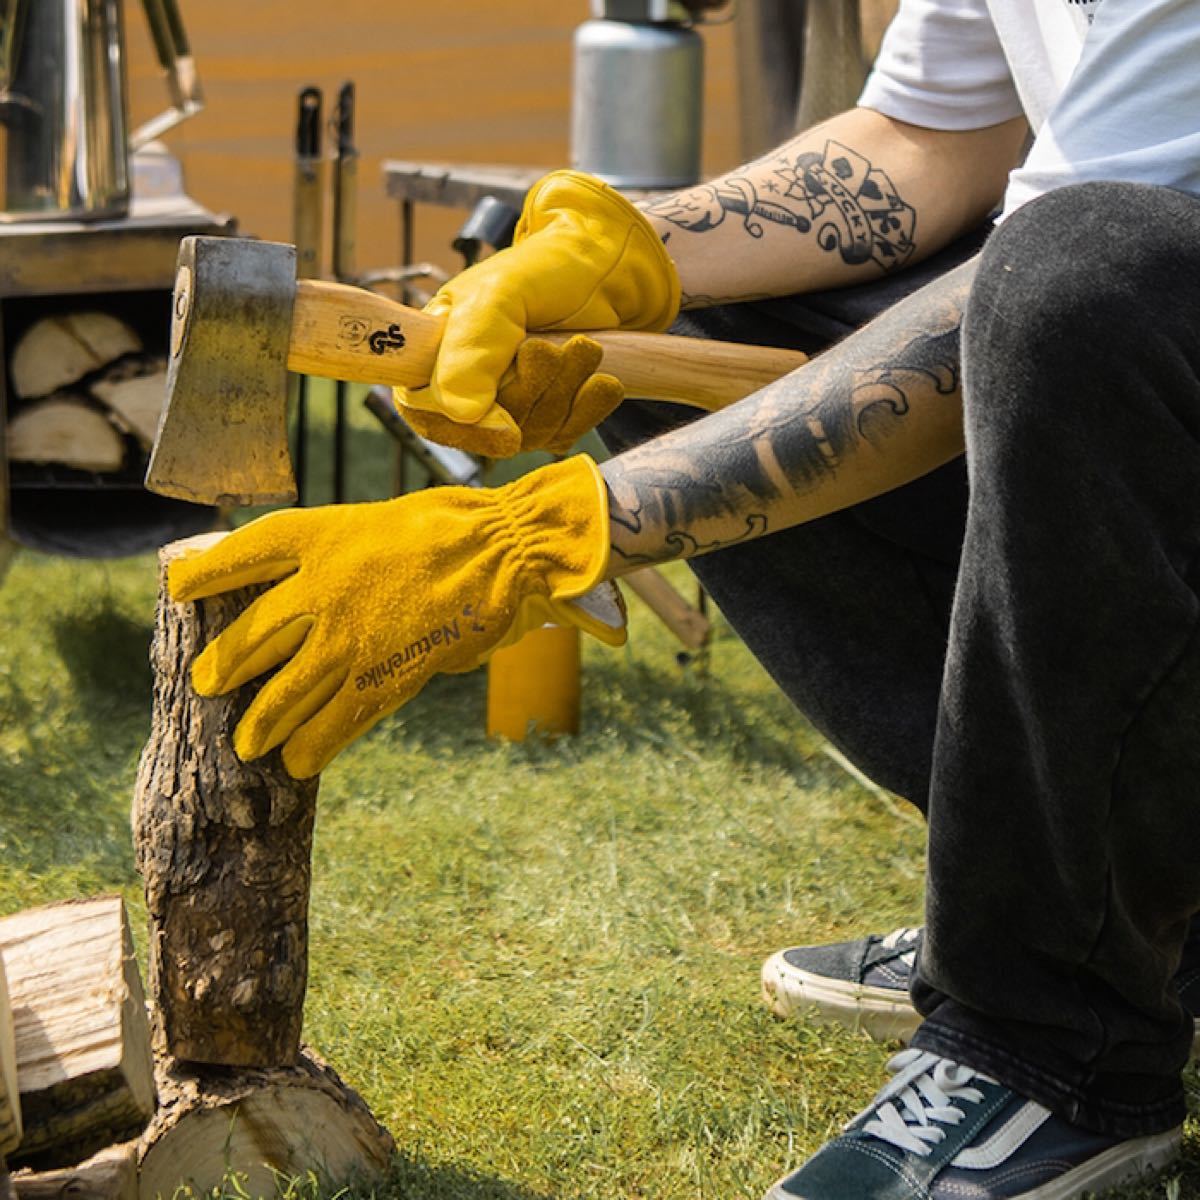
[764,1049,1181,1200]
[764,926,1200,1053]
[761,927,922,1041]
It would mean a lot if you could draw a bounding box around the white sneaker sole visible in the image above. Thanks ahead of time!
[760,949,922,1043]
[762,1127,1181,1200]
[763,951,1200,1054]
[1011,1126,1181,1199]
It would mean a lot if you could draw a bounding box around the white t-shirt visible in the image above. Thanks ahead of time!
[858,0,1200,217]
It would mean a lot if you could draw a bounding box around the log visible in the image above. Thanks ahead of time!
[89,359,167,450]
[0,897,155,1170]
[7,397,126,474]
[10,314,141,402]
[12,1143,136,1200]
[0,958,21,1159]
[137,1049,394,1200]
[133,533,320,1069]
[0,955,20,1198]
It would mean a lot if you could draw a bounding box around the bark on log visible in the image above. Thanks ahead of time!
[137,1049,394,1200]
[133,533,320,1069]
[0,898,155,1170]
[12,1143,136,1200]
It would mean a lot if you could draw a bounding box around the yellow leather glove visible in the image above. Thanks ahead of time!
[167,455,624,779]
[398,334,624,457]
[396,169,680,458]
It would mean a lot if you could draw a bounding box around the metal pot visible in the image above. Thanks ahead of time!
[0,0,203,223]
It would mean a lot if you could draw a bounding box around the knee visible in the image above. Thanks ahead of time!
[966,182,1200,370]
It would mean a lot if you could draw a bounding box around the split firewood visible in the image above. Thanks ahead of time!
[137,1049,395,1200]
[0,957,20,1200]
[10,314,142,401]
[0,957,21,1161]
[133,533,320,1068]
[89,357,167,450]
[0,897,155,1171]
[12,1143,136,1200]
[7,396,126,473]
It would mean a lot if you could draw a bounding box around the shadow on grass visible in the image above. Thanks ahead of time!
[0,600,150,885]
[50,602,153,724]
[379,1152,552,1200]
[382,646,817,782]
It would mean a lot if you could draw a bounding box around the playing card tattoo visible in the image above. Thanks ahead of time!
[644,140,917,272]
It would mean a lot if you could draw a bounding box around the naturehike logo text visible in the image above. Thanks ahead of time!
[356,618,463,690]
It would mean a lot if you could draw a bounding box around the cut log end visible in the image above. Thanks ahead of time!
[7,397,126,474]
[11,314,142,402]
[138,1050,395,1200]
[89,358,167,450]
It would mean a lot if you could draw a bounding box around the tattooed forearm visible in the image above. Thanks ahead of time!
[601,259,976,572]
[642,140,917,274]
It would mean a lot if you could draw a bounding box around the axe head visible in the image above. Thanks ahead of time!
[146,236,299,507]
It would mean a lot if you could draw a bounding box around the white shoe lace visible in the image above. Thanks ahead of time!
[858,1049,995,1157]
[879,926,921,970]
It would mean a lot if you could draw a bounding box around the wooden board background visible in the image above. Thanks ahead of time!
[125,2,895,282]
[123,3,735,280]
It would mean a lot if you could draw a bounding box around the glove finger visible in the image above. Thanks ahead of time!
[281,673,419,779]
[191,579,314,696]
[394,389,519,459]
[430,287,528,430]
[543,370,624,456]
[497,338,565,430]
[523,336,606,451]
[232,640,349,762]
[168,510,305,602]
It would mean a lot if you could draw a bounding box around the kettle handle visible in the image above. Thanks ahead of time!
[130,0,204,149]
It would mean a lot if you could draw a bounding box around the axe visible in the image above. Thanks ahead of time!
[146,236,810,507]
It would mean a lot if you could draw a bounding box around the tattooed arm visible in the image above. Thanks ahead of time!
[602,258,975,572]
[639,108,1025,306]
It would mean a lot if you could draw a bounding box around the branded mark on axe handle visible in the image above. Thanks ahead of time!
[337,314,407,355]
[355,604,486,691]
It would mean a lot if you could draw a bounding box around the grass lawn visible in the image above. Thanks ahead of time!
[0,396,1196,1198]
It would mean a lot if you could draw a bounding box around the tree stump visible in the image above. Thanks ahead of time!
[137,1050,394,1200]
[133,533,320,1068]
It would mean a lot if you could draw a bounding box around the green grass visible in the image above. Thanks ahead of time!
[0,395,1197,1198]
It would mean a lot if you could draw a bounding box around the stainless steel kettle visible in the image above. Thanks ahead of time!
[0,0,203,222]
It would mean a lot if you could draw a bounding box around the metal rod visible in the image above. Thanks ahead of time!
[292,86,323,507]
[331,82,357,505]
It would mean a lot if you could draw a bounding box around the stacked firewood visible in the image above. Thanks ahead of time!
[0,537,397,1196]
[6,313,167,475]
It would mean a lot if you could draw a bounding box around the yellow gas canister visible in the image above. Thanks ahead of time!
[486,624,581,741]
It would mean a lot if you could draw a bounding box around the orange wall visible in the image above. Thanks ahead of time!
[125,3,742,281]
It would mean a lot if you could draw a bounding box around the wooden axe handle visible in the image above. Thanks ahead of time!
[287,279,808,412]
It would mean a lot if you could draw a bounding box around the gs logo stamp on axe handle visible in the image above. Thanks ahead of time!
[337,316,407,355]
